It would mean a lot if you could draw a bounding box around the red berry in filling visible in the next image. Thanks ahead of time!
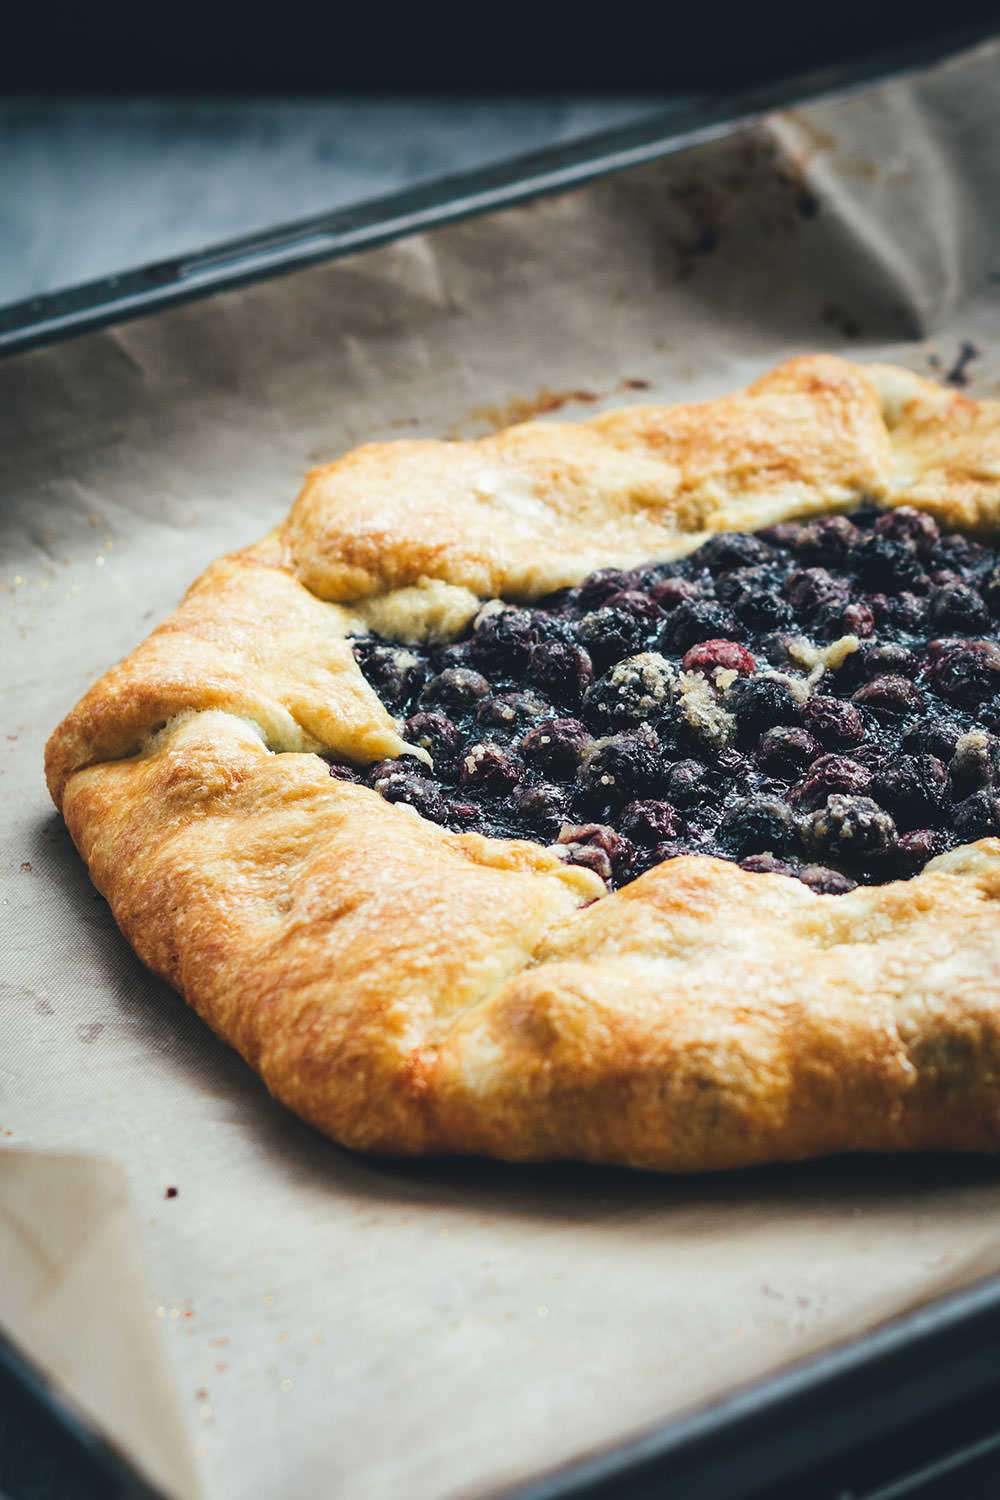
[681,639,756,677]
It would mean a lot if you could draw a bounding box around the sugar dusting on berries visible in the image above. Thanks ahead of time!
[343,505,1000,894]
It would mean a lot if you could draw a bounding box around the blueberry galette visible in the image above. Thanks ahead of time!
[46,356,1000,1170]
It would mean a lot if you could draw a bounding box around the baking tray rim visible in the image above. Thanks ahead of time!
[9,21,1000,1499]
[1,17,998,362]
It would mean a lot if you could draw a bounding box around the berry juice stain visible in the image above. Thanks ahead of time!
[342,506,1000,894]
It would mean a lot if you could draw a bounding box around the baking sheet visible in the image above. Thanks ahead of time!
[5,36,1000,1500]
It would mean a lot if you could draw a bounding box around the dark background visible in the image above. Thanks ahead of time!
[4,2,999,92]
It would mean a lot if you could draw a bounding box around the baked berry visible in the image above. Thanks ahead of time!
[840,601,876,637]
[661,600,740,654]
[520,718,594,779]
[681,640,756,678]
[894,828,950,874]
[796,864,857,895]
[650,576,703,610]
[851,534,928,592]
[403,711,463,771]
[901,714,966,763]
[928,582,990,634]
[328,762,360,781]
[474,690,547,736]
[887,592,928,633]
[756,522,804,550]
[755,726,819,779]
[556,823,627,883]
[782,567,849,615]
[458,743,522,795]
[618,799,680,846]
[874,506,940,553]
[583,652,677,731]
[577,599,659,668]
[719,794,794,856]
[664,758,712,807]
[527,639,594,706]
[803,793,897,861]
[953,791,1000,841]
[925,640,1000,707]
[354,642,427,711]
[697,531,773,572]
[868,755,949,827]
[574,568,642,610]
[853,643,921,681]
[790,754,873,811]
[739,852,797,877]
[929,534,988,577]
[736,589,793,631]
[470,607,541,669]
[851,674,925,720]
[372,767,446,820]
[799,695,866,750]
[577,731,659,811]
[982,565,1000,616]
[510,783,572,839]
[421,666,491,710]
[732,676,800,741]
[794,514,860,565]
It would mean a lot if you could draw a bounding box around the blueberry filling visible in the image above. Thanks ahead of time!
[342,505,1000,893]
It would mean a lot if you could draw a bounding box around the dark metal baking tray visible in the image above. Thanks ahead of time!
[6,23,1000,1500]
[1,18,997,362]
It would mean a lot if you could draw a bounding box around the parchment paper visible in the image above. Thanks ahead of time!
[5,37,1000,1500]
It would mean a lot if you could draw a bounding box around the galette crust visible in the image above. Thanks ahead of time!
[45,355,1000,1170]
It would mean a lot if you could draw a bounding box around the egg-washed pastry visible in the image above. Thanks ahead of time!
[46,356,1000,1170]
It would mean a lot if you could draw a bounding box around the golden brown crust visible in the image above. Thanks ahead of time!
[45,353,1000,1170]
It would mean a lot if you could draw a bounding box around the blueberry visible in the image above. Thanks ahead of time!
[509,783,572,839]
[740,852,797,877]
[793,514,860,565]
[732,676,800,742]
[851,674,926,720]
[782,567,849,615]
[520,717,594,779]
[949,730,1000,794]
[953,791,1000,841]
[578,600,658,669]
[901,715,966,763]
[735,588,793,631]
[853,643,921,682]
[790,754,873,811]
[327,762,360,782]
[661,599,740,654]
[695,531,773,573]
[421,666,491,710]
[664,758,712,806]
[583,652,677,732]
[474,691,548,737]
[372,766,446,821]
[851,534,928,592]
[803,793,897,861]
[873,507,940,553]
[869,755,949,828]
[458,743,522,795]
[719,794,794,856]
[618,799,680,846]
[894,828,950,874]
[926,640,1000,707]
[574,568,643,611]
[796,865,858,895]
[928,583,990,634]
[527,639,594,706]
[756,522,804,550]
[355,642,427,712]
[469,606,540,670]
[556,823,628,884]
[799,695,866,750]
[650,577,703,610]
[755,727,819,779]
[887,592,928,633]
[403,711,463,772]
[840,601,876,638]
[577,731,659,811]
[929,534,988,577]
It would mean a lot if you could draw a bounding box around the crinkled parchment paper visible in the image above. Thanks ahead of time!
[5,37,1000,1500]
